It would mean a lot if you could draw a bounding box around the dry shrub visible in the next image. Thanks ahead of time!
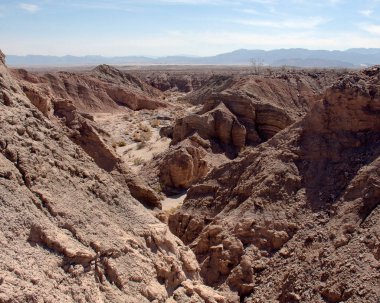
[133,157,144,165]
[139,122,150,132]
[150,119,160,128]
[132,128,152,142]
[117,140,127,147]
[123,115,130,121]
[132,131,142,142]
[164,204,181,216]
[136,141,147,150]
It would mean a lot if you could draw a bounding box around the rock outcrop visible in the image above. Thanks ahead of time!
[12,64,167,113]
[171,71,337,152]
[159,140,209,192]
[12,66,163,208]
[141,136,212,194]
[169,67,380,302]
[0,51,236,302]
[135,70,211,93]
[49,96,162,208]
[184,75,238,105]
[172,102,248,149]
[146,69,340,193]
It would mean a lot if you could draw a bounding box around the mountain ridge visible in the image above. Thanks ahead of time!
[6,48,380,68]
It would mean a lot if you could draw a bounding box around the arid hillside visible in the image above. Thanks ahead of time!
[11,64,166,114]
[1,47,379,303]
[0,51,233,302]
[169,66,380,302]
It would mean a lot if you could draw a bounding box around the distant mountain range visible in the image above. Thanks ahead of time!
[6,48,380,68]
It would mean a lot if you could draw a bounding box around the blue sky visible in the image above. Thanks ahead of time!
[1,0,380,56]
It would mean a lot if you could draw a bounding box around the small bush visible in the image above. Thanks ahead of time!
[150,119,160,128]
[117,140,127,147]
[139,123,150,132]
[132,131,142,142]
[136,141,147,150]
[153,183,163,193]
[132,128,152,142]
[133,157,144,165]
[165,204,181,216]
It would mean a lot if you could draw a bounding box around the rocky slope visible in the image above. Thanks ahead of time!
[142,71,207,93]
[177,70,341,145]
[12,64,168,208]
[11,64,166,115]
[169,66,380,302]
[144,70,340,193]
[0,51,235,302]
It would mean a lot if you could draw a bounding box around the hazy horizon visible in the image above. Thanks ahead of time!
[5,47,380,58]
[1,0,380,57]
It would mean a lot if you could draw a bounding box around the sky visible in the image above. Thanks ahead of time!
[0,0,380,56]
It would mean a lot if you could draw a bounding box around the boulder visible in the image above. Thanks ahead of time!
[159,142,209,191]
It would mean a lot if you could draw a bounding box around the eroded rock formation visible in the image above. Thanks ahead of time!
[169,66,380,302]
[0,51,235,302]
[172,102,248,149]
[172,72,336,150]
[155,71,336,192]
[12,64,167,113]
[2,46,379,303]
[11,64,165,208]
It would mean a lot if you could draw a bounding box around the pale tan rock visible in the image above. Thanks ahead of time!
[29,224,96,263]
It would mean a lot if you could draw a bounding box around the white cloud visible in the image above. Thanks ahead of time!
[4,29,380,57]
[288,0,342,6]
[244,0,277,4]
[164,0,228,3]
[326,0,342,4]
[240,8,259,14]
[19,3,40,13]
[71,3,133,12]
[234,16,328,29]
[360,9,373,17]
[361,24,380,35]
[134,0,237,4]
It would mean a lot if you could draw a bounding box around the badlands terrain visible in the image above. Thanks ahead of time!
[1,49,380,302]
